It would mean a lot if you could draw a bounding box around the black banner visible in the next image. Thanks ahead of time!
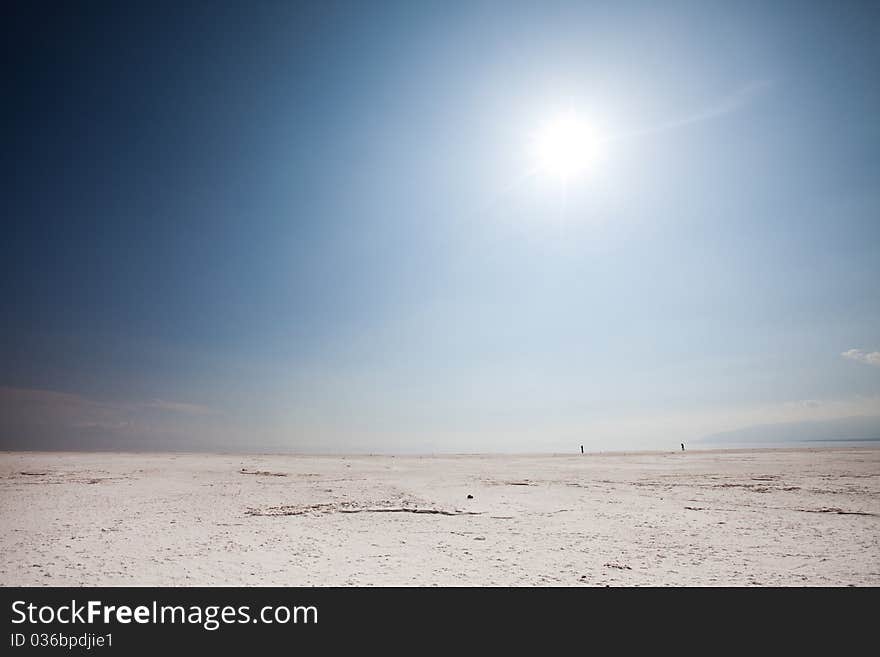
[1,587,875,653]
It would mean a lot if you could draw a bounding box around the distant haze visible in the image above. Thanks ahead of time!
[699,415,880,445]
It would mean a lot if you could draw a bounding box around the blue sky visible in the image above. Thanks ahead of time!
[2,1,879,451]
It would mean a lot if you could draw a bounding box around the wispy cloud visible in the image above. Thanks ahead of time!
[607,79,773,143]
[0,387,218,432]
[842,349,880,367]
[143,399,217,416]
[0,386,217,415]
[0,386,226,450]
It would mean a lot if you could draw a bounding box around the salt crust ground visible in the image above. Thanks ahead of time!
[1,448,877,586]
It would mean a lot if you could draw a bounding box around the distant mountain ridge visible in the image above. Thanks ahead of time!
[699,415,880,444]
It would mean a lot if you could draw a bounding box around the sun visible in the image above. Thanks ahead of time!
[531,111,603,182]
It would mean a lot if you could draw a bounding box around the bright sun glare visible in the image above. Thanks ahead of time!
[532,112,603,182]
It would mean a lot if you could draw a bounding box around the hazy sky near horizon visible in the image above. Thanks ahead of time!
[3,1,880,452]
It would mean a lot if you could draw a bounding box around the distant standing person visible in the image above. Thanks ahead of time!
[681,443,685,451]
[580,445,584,454]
